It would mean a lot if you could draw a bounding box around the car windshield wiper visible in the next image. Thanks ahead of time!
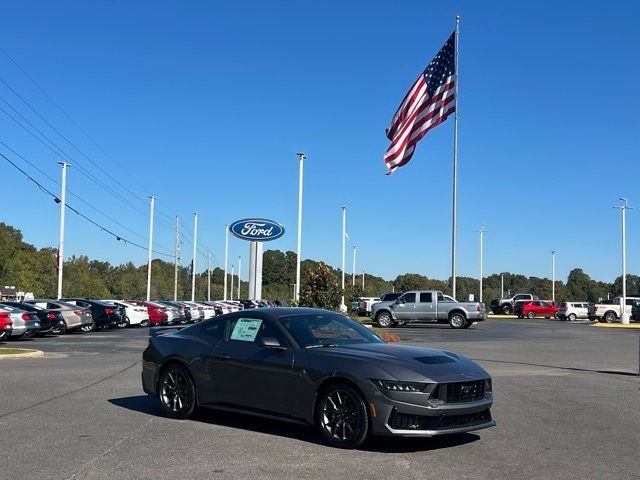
[305,343,339,349]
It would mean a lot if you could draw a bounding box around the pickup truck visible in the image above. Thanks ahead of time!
[371,290,486,329]
[490,293,536,315]
[588,296,640,323]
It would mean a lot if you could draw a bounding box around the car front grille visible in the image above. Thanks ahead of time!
[388,408,492,431]
[446,380,485,403]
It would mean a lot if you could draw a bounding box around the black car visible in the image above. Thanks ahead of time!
[142,307,495,448]
[62,298,124,331]
[0,301,64,334]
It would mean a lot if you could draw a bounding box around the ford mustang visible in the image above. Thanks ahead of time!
[141,307,495,448]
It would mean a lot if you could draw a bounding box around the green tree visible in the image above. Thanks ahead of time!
[299,262,341,310]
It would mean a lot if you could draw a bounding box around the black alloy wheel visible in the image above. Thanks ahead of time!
[51,321,67,335]
[159,364,196,420]
[502,306,512,315]
[375,311,392,328]
[317,384,369,449]
[80,321,96,333]
[449,313,467,329]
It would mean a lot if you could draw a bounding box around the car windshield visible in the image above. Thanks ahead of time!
[278,312,384,348]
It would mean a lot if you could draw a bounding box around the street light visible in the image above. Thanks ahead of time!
[295,152,306,302]
[476,224,486,303]
[614,198,633,324]
[551,250,556,304]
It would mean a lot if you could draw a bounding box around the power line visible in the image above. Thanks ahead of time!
[1,151,173,257]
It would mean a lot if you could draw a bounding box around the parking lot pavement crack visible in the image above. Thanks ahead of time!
[62,417,154,480]
[0,360,141,420]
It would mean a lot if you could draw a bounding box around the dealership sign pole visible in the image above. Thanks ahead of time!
[56,161,71,300]
[229,219,285,300]
[224,225,229,301]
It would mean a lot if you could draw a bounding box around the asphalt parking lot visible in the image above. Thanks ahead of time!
[1,318,638,480]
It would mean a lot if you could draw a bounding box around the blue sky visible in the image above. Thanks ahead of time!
[0,0,638,284]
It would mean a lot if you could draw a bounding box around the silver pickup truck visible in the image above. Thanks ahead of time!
[370,290,486,329]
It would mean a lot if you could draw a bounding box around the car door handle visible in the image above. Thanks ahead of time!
[214,353,231,360]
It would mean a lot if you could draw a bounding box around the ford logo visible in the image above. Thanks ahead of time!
[229,218,285,242]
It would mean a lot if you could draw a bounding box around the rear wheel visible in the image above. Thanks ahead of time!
[50,321,67,335]
[139,319,150,327]
[604,311,617,323]
[116,318,129,328]
[80,321,96,333]
[568,313,577,321]
[502,305,512,315]
[375,311,392,328]
[159,363,197,420]
[527,311,536,319]
[449,313,467,329]
[317,384,369,449]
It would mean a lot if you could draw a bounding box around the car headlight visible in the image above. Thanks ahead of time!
[484,378,493,399]
[370,379,427,392]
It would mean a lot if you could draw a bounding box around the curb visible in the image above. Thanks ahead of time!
[0,349,45,359]
[594,323,640,330]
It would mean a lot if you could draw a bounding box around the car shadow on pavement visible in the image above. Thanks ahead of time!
[109,395,480,452]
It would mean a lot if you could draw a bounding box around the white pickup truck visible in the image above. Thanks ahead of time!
[588,296,640,322]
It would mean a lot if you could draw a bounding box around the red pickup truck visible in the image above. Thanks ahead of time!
[521,300,558,319]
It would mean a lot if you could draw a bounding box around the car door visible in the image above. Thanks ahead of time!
[207,314,297,416]
[414,292,436,322]
[391,293,417,321]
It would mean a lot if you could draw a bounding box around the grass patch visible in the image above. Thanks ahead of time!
[0,348,37,355]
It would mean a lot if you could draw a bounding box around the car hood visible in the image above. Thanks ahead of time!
[309,343,489,383]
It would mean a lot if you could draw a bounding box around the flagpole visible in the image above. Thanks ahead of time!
[451,15,460,299]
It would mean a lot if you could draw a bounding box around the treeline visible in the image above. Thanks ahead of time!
[1,221,637,303]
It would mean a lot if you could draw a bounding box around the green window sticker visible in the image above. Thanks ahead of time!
[230,318,263,342]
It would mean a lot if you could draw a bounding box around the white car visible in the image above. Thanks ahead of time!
[181,301,205,321]
[557,302,590,321]
[358,297,381,316]
[102,300,150,327]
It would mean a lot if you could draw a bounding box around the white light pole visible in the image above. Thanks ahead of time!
[174,216,179,301]
[237,256,241,298]
[207,251,211,302]
[352,245,356,287]
[191,212,198,302]
[551,250,556,304]
[56,162,70,300]
[230,264,235,301]
[340,206,347,312]
[500,273,504,299]
[476,224,486,303]
[614,198,632,324]
[146,195,156,301]
[223,225,229,301]
[362,270,365,291]
[295,152,306,302]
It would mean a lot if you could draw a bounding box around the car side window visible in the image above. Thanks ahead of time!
[401,293,416,303]
[420,292,433,303]
[203,319,226,340]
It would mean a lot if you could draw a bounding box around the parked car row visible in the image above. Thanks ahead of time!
[0,297,288,341]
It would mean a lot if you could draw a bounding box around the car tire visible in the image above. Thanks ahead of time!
[462,320,473,329]
[604,311,617,323]
[317,383,369,449]
[80,321,96,333]
[50,321,67,335]
[449,313,467,329]
[375,311,392,328]
[140,319,150,327]
[568,313,577,322]
[116,318,130,328]
[502,306,512,315]
[527,311,536,319]
[158,363,197,420]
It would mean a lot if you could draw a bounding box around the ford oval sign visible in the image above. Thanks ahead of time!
[229,218,285,242]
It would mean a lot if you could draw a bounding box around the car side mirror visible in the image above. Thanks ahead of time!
[259,337,286,351]
[396,298,404,304]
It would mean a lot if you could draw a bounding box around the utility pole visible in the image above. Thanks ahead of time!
[146,196,156,302]
[174,216,179,301]
[207,251,211,302]
[230,264,235,301]
[224,225,229,301]
[501,273,504,299]
[56,162,70,300]
[237,256,241,299]
[191,212,198,302]
[295,152,306,302]
[362,270,365,291]
[340,206,347,312]
[551,250,556,304]
[476,224,486,303]
[352,245,357,287]
[614,198,633,324]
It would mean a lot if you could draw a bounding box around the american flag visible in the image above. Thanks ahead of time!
[384,31,456,174]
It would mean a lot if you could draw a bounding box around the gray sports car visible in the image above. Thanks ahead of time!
[142,307,495,448]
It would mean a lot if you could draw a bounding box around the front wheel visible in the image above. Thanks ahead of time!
[449,313,467,329]
[50,321,67,335]
[502,306,512,315]
[159,363,197,420]
[375,311,392,328]
[116,318,129,328]
[139,319,150,327]
[80,321,96,333]
[527,311,536,319]
[568,313,577,321]
[317,384,369,449]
